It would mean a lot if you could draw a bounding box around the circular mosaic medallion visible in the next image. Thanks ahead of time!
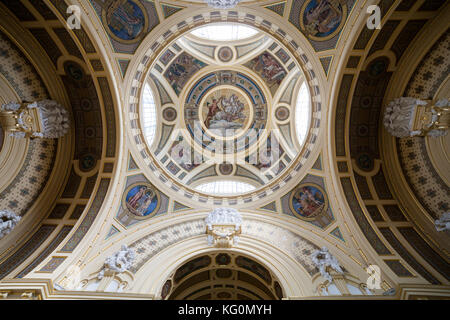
[299,0,348,41]
[79,153,97,172]
[368,57,388,78]
[200,86,252,138]
[275,106,290,121]
[289,183,328,220]
[102,0,148,44]
[218,46,233,62]
[219,163,233,175]
[64,61,84,81]
[215,253,231,265]
[184,70,268,154]
[162,107,177,122]
[356,152,374,172]
[122,183,160,218]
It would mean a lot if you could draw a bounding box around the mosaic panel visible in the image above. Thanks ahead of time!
[61,179,110,252]
[0,225,56,280]
[340,178,391,255]
[16,225,73,277]
[379,227,440,284]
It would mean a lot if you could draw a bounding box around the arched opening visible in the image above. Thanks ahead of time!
[161,252,284,300]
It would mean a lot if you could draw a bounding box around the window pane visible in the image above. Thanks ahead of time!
[195,180,255,195]
[191,23,258,41]
[346,284,362,295]
[295,81,310,147]
[327,284,341,295]
[142,83,157,147]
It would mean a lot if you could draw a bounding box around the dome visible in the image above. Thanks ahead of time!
[138,23,313,197]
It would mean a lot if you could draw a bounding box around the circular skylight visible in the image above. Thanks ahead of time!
[190,23,259,41]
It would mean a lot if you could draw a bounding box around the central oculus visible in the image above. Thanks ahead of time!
[184,70,268,154]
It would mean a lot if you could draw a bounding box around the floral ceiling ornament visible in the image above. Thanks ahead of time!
[98,245,135,279]
[0,100,70,139]
[383,97,449,138]
[204,0,242,9]
[311,247,344,282]
[205,207,242,248]
[0,210,21,239]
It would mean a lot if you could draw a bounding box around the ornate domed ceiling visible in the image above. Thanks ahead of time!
[132,23,316,200]
[0,0,448,301]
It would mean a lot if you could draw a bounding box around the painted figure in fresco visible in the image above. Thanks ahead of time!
[260,54,285,82]
[293,186,325,217]
[204,94,246,135]
[125,185,157,217]
[304,0,343,37]
[250,53,286,86]
[127,186,146,209]
[164,54,206,95]
[135,190,155,216]
[106,0,145,40]
[204,98,222,128]
[170,139,202,171]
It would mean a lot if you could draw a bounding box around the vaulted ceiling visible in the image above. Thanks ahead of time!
[0,0,448,299]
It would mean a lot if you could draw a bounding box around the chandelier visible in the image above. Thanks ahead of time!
[204,0,242,9]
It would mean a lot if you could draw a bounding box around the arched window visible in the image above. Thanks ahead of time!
[142,83,157,147]
[295,81,310,147]
[195,180,256,194]
[190,23,258,41]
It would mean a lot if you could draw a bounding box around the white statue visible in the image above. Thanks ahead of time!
[0,210,21,239]
[383,97,427,138]
[1,102,21,112]
[311,247,343,282]
[383,97,449,138]
[435,212,450,232]
[204,0,242,9]
[205,208,242,247]
[97,245,135,279]
[1,100,70,139]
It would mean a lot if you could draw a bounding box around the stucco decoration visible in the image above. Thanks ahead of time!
[0,210,21,239]
[383,98,449,138]
[55,265,81,290]
[205,208,242,248]
[0,100,70,139]
[204,0,242,9]
[435,212,450,232]
[97,245,135,279]
[311,247,343,282]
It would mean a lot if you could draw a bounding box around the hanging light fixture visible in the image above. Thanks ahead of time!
[204,0,242,9]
